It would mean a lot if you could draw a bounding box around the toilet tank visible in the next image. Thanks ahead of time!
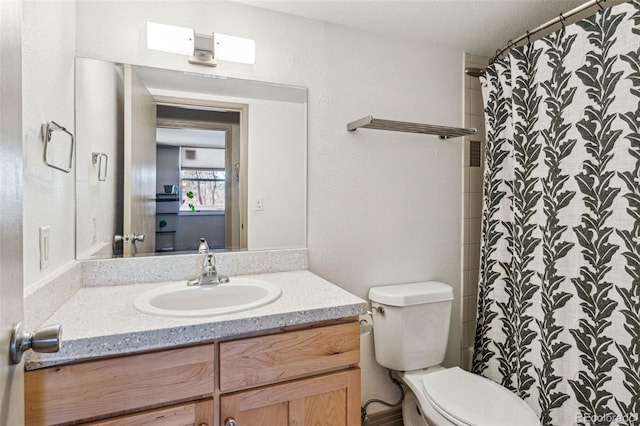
[369,281,453,371]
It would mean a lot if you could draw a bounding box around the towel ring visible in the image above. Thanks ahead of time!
[42,121,74,173]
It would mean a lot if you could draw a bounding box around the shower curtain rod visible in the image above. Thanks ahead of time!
[490,0,614,63]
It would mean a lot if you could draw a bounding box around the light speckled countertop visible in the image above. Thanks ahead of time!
[24,270,367,370]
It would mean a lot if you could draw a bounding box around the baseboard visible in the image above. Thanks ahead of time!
[363,407,403,426]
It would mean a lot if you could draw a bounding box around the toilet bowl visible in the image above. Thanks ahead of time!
[402,388,429,426]
[400,367,540,426]
[369,282,540,426]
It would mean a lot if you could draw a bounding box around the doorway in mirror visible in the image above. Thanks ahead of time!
[155,104,246,252]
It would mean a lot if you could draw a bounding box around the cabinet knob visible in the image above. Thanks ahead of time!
[224,418,238,426]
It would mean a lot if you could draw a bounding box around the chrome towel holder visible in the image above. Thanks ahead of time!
[347,115,477,140]
[41,120,74,173]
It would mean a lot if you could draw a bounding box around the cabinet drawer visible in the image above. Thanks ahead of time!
[219,322,359,392]
[84,399,213,426]
[25,345,215,425]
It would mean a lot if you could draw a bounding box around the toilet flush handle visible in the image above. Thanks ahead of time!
[372,305,385,314]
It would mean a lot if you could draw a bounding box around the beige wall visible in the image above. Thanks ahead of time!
[461,53,488,370]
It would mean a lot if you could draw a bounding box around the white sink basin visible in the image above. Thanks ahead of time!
[133,278,282,318]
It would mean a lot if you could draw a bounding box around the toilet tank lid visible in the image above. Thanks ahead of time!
[369,281,453,306]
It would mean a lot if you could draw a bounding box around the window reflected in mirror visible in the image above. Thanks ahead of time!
[180,167,226,213]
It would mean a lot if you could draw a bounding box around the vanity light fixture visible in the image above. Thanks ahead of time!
[147,22,255,67]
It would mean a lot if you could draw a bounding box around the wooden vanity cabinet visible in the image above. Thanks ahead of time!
[24,320,360,426]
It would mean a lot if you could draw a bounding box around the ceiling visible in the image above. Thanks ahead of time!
[238,0,591,57]
[156,128,227,148]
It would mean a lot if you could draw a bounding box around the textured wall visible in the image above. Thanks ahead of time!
[72,0,463,408]
[22,1,76,288]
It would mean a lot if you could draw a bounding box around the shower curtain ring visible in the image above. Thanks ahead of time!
[559,13,566,29]
[526,31,531,44]
[595,0,604,11]
[490,48,502,64]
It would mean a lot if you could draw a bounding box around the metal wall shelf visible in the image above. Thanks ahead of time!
[347,115,477,140]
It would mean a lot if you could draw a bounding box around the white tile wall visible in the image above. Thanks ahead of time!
[461,53,489,370]
[469,193,483,218]
[469,168,484,193]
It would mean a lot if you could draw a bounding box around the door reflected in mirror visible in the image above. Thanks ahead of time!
[75,58,307,259]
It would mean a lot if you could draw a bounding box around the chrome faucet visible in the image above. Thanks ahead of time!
[188,253,229,286]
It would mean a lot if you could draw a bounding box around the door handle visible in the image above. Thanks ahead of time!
[9,322,62,365]
[114,234,129,244]
[115,234,144,244]
[131,233,145,243]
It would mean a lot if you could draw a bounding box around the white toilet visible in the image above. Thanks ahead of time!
[369,281,540,426]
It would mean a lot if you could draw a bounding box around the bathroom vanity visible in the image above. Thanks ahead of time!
[26,321,360,425]
[23,265,367,426]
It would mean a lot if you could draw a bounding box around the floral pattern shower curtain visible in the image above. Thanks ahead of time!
[472,1,639,425]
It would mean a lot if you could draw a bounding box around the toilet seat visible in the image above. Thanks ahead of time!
[421,367,540,426]
[400,367,540,426]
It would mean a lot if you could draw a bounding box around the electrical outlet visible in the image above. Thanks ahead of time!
[39,226,50,270]
[255,197,263,211]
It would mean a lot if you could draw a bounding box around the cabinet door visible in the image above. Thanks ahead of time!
[84,399,213,426]
[220,369,360,426]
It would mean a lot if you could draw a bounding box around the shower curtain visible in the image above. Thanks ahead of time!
[472,1,639,425]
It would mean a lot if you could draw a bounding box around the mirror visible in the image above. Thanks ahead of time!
[75,58,307,259]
